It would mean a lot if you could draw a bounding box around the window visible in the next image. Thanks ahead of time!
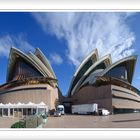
[3,109,8,116]
[10,109,13,116]
[80,62,106,86]
[105,66,127,80]
[0,109,2,116]
[12,59,42,81]
[72,59,93,89]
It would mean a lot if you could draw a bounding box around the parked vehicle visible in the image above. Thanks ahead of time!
[133,110,139,113]
[54,111,61,117]
[57,105,65,115]
[98,108,110,116]
[72,104,98,115]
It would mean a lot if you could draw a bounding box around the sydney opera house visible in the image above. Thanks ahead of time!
[68,49,140,114]
[0,47,61,117]
[0,47,140,117]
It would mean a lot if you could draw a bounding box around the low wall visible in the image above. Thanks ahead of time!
[0,84,59,110]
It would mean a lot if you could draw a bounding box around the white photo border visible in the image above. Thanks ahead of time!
[0,0,140,139]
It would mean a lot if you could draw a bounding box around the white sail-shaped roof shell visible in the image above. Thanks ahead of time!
[68,49,99,96]
[69,48,137,96]
[7,47,57,82]
[70,54,112,95]
[34,48,56,79]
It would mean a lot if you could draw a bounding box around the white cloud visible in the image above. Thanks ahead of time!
[32,12,136,67]
[0,34,35,58]
[14,35,35,53]
[49,53,63,65]
[0,35,14,57]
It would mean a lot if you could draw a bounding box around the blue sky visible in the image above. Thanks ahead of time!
[0,12,140,96]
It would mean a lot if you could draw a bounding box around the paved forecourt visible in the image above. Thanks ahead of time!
[43,113,140,128]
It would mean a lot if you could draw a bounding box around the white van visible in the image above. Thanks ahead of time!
[57,105,65,115]
[98,108,110,116]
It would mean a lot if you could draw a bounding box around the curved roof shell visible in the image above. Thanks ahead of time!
[68,49,99,96]
[74,49,99,77]
[28,52,54,78]
[69,49,137,96]
[101,55,137,84]
[7,47,57,83]
[34,48,56,79]
[70,54,112,96]
[81,55,136,87]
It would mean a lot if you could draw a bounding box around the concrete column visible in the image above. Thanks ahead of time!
[26,108,28,116]
[36,108,38,115]
[21,108,23,118]
[17,108,19,118]
[125,69,127,79]
[31,108,33,115]
[12,108,14,118]
[8,108,10,117]
[2,108,3,117]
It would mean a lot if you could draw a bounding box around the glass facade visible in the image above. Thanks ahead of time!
[105,66,127,81]
[72,59,93,89]
[12,59,42,81]
[80,62,106,85]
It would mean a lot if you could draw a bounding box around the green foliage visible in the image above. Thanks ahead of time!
[11,115,44,128]
[11,121,25,128]
[41,113,48,119]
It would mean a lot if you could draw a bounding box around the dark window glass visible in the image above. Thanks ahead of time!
[80,62,106,85]
[3,109,8,116]
[57,108,63,111]
[12,60,42,80]
[0,109,2,116]
[72,59,93,89]
[105,66,127,80]
[10,109,13,116]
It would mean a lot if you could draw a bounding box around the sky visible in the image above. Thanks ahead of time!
[0,12,140,96]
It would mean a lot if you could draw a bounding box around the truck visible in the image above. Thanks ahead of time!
[72,103,98,115]
[98,108,110,116]
[57,105,65,115]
